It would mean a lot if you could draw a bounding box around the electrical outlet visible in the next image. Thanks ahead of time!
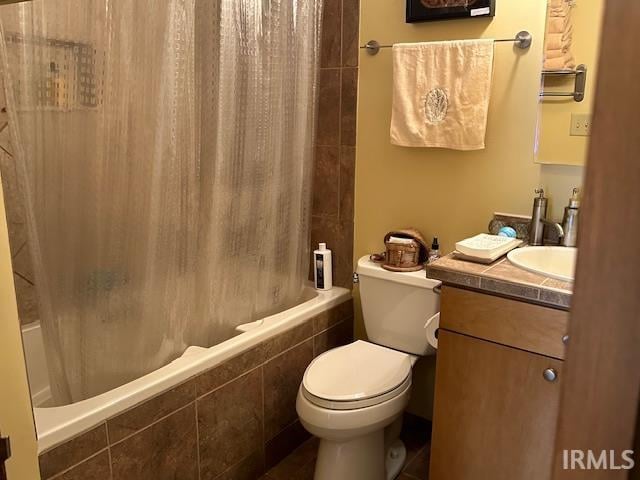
[570,113,591,136]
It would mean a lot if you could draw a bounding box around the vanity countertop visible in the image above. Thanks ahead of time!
[426,253,572,310]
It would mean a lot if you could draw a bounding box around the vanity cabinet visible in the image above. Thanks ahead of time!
[429,286,569,480]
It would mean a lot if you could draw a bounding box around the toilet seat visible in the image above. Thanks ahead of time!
[302,340,413,411]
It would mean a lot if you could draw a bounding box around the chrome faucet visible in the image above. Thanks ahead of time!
[560,188,580,247]
[529,188,564,246]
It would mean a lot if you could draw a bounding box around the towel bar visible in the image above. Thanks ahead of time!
[360,30,532,56]
[540,64,587,102]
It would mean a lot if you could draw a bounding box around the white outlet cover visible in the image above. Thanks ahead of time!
[570,113,591,136]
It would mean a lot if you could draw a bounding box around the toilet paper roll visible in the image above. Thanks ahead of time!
[425,312,440,350]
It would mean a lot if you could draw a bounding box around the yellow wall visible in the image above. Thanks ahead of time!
[536,0,604,166]
[0,179,40,479]
[354,0,585,418]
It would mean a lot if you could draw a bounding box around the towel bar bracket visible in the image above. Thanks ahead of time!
[361,30,532,56]
[540,64,587,102]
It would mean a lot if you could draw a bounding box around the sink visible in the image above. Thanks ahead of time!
[507,246,577,282]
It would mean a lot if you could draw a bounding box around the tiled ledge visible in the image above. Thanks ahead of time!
[39,299,354,480]
[426,254,572,310]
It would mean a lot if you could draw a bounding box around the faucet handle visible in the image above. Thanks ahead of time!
[535,188,545,198]
[568,188,580,208]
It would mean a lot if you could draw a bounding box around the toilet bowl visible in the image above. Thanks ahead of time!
[297,256,441,480]
[296,340,416,480]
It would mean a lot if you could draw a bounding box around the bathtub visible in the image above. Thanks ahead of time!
[23,285,351,453]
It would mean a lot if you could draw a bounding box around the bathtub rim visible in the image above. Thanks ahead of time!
[34,285,351,453]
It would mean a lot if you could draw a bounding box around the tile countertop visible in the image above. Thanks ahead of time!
[425,253,573,310]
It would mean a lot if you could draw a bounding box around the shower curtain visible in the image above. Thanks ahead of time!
[0,0,321,405]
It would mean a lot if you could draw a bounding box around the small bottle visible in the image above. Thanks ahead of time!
[314,243,333,290]
[428,237,440,264]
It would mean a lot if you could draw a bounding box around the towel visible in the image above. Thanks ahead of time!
[544,0,575,70]
[546,29,573,51]
[548,15,571,34]
[544,53,576,71]
[390,40,494,151]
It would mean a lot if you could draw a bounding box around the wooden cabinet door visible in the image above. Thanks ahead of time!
[429,331,563,480]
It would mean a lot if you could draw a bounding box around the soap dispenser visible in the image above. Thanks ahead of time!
[529,189,549,246]
[561,188,580,247]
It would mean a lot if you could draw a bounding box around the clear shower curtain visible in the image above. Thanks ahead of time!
[0,0,321,405]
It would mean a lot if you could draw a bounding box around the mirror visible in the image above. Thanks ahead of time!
[535,0,604,166]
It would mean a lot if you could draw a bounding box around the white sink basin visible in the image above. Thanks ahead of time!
[507,246,577,282]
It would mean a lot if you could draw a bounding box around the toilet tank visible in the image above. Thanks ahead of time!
[356,255,441,356]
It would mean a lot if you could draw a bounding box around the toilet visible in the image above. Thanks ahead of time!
[296,255,441,480]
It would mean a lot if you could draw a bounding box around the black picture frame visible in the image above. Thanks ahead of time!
[406,0,496,23]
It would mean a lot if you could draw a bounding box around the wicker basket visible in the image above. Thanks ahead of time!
[377,228,429,272]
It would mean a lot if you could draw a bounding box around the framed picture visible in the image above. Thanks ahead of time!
[406,0,496,23]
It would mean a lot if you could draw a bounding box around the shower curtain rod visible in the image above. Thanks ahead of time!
[361,30,532,56]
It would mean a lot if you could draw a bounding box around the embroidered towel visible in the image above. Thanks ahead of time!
[544,0,575,70]
[390,40,494,150]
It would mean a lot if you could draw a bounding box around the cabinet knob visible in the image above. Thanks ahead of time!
[543,368,558,382]
[562,335,569,345]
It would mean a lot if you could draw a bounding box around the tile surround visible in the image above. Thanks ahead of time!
[263,340,314,441]
[51,451,111,480]
[107,380,196,444]
[110,404,198,480]
[38,424,108,479]
[38,299,354,480]
[198,369,263,479]
[311,0,359,289]
[265,420,311,471]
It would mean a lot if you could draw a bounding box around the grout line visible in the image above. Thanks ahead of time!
[39,423,107,456]
[218,450,262,480]
[104,422,114,480]
[315,143,342,148]
[13,269,35,286]
[339,0,344,67]
[195,386,201,480]
[11,240,26,260]
[108,401,195,447]
[0,142,12,157]
[196,365,262,401]
[266,417,300,448]
[47,446,109,480]
[261,366,266,473]
[402,445,428,475]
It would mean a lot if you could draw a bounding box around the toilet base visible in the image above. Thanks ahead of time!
[386,439,407,480]
[313,434,407,480]
[314,430,386,480]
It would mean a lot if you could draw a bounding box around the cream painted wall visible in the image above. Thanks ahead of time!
[0,180,39,478]
[353,0,585,419]
[536,0,604,166]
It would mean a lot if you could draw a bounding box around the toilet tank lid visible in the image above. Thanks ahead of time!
[356,255,441,290]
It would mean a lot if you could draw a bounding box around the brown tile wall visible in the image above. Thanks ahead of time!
[311,0,359,289]
[0,80,40,325]
[38,299,354,480]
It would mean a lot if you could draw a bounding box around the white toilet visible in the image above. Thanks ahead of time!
[296,255,441,480]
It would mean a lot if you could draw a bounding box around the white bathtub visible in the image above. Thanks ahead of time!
[23,285,351,453]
